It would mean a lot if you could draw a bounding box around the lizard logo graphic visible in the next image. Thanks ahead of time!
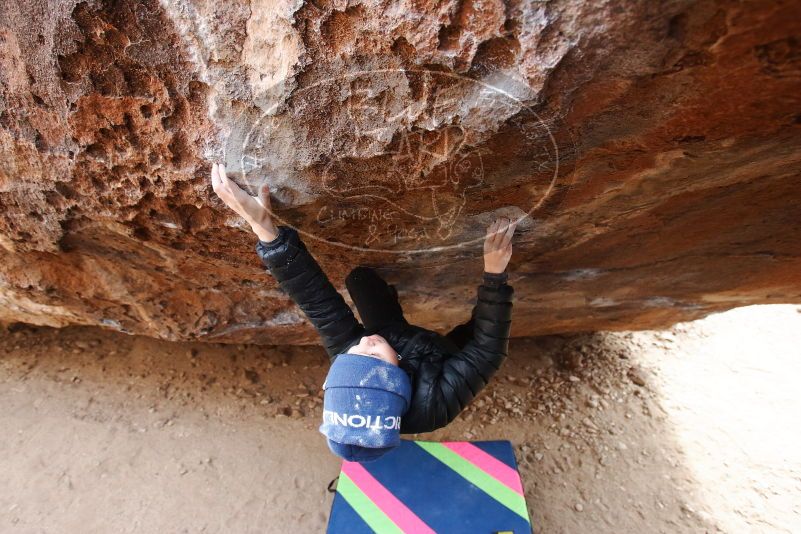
[232,64,560,254]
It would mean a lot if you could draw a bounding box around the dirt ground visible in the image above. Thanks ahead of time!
[1,305,800,534]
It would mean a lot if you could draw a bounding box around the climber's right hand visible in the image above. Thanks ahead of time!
[483,216,516,274]
[211,162,278,242]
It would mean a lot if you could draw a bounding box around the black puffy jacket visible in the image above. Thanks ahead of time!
[256,225,514,434]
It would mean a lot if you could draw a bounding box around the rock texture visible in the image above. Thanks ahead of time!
[1,0,800,344]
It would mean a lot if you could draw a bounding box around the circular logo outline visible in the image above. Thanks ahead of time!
[231,67,559,254]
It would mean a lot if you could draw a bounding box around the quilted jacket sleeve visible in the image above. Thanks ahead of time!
[420,272,513,431]
[255,225,364,360]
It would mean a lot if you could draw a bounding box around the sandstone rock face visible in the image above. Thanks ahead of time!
[1,0,799,344]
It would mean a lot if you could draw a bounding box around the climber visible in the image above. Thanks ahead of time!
[211,162,516,462]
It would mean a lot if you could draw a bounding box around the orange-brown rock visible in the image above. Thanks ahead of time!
[1,0,799,344]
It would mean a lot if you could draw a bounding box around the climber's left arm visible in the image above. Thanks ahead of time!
[210,163,364,359]
[255,225,365,360]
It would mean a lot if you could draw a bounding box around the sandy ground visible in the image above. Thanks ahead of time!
[1,305,800,533]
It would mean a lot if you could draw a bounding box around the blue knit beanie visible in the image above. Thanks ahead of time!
[320,353,412,463]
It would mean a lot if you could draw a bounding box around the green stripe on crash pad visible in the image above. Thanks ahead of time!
[337,472,403,534]
[415,441,529,520]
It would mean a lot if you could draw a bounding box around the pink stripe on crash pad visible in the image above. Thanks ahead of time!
[341,461,436,534]
[442,442,524,495]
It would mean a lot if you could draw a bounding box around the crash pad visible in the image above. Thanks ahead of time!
[327,440,533,533]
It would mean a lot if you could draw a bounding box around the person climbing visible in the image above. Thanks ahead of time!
[211,163,516,462]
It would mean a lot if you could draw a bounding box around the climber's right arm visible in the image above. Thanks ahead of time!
[400,217,516,433]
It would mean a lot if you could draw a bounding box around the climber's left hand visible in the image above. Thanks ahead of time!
[211,162,278,242]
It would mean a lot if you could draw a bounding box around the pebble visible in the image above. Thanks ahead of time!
[627,367,647,387]
[582,417,599,431]
[574,503,584,512]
